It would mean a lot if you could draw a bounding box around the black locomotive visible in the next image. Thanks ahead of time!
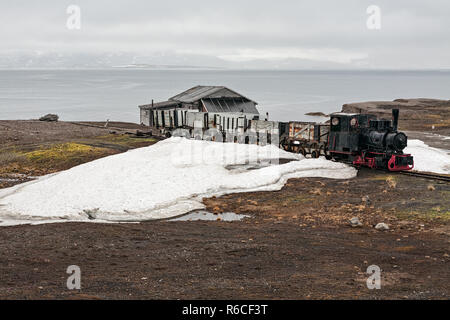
[325,109,414,171]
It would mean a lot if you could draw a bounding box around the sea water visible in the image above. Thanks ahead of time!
[0,69,449,123]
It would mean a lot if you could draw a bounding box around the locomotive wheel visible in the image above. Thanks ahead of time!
[299,147,307,156]
[325,155,333,160]
[311,150,320,158]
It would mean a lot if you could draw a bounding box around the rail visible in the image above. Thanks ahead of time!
[396,170,450,182]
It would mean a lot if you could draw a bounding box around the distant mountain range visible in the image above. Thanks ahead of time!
[0,51,360,70]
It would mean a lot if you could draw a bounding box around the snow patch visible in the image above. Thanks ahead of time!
[405,139,450,174]
[0,138,356,226]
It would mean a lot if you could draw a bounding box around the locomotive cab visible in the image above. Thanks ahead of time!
[328,113,376,157]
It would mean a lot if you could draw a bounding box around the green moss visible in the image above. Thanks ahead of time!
[93,134,156,146]
[23,143,105,162]
[396,208,450,222]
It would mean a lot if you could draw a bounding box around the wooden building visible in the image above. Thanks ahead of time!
[139,86,259,127]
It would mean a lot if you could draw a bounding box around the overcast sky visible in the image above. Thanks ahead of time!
[0,0,449,69]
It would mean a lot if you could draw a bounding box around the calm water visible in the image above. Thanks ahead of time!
[0,69,449,123]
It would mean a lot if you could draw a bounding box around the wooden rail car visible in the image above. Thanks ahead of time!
[279,122,331,159]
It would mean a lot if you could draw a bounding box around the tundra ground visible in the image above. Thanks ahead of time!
[0,121,448,299]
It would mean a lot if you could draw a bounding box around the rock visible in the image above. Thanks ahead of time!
[375,222,390,231]
[39,114,59,122]
[349,217,362,227]
[427,184,436,191]
[361,195,371,205]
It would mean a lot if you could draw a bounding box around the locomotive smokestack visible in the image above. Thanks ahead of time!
[392,109,399,131]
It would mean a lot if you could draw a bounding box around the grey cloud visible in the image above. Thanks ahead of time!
[0,0,449,69]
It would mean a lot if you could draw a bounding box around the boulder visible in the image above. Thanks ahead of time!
[39,114,59,122]
[375,222,390,231]
[349,217,362,227]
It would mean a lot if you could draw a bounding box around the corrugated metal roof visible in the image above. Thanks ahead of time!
[169,86,221,103]
[139,100,180,109]
[169,86,257,104]
[201,98,259,114]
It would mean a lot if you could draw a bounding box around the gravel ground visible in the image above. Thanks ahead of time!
[0,169,448,299]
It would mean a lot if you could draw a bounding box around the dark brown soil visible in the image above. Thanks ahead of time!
[0,120,148,148]
[0,169,448,300]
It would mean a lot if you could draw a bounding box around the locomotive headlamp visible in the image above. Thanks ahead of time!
[383,132,408,151]
[331,117,339,126]
[393,132,407,151]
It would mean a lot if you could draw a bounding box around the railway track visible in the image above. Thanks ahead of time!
[396,170,450,182]
[349,163,450,182]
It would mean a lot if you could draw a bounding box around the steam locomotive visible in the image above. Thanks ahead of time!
[151,107,414,171]
[322,109,414,171]
[270,108,413,171]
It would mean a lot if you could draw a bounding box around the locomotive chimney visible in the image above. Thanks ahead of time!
[392,109,399,131]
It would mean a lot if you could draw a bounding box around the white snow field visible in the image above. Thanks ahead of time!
[405,140,450,174]
[0,138,356,226]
